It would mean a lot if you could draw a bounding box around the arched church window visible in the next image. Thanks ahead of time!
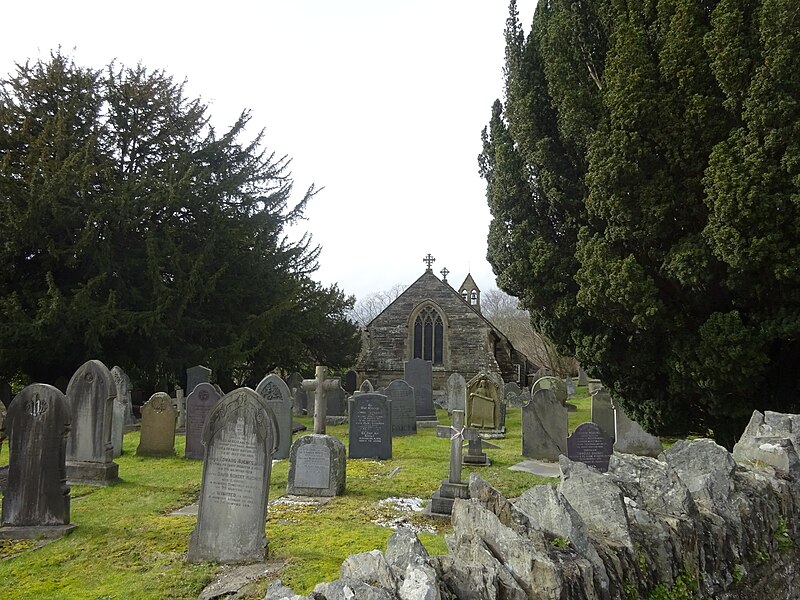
[470,290,478,305]
[413,305,444,365]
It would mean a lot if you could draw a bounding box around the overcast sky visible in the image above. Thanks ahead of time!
[1,1,536,300]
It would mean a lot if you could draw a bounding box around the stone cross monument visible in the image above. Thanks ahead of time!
[429,410,480,518]
[301,366,340,434]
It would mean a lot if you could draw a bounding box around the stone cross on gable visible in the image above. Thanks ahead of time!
[437,410,479,485]
[301,366,340,434]
[440,267,449,282]
[423,253,436,271]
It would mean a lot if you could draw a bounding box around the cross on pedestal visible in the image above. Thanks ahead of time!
[436,410,479,485]
[423,253,436,271]
[301,366,341,434]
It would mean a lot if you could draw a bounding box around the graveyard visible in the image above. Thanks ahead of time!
[0,389,595,599]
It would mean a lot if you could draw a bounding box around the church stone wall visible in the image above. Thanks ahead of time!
[361,271,500,390]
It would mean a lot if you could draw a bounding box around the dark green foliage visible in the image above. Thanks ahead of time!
[481,0,800,445]
[0,52,360,390]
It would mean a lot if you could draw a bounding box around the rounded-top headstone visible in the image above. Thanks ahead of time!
[65,360,116,465]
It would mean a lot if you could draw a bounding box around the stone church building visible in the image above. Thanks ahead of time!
[358,259,537,392]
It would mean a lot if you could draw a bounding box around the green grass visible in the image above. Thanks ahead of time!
[0,387,594,599]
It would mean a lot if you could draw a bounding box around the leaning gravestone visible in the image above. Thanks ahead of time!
[404,359,436,422]
[591,388,616,441]
[136,392,177,457]
[343,370,358,395]
[348,393,392,460]
[445,372,466,414]
[65,360,119,486]
[566,422,614,473]
[187,388,277,564]
[613,400,662,457]
[185,383,221,460]
[0,384,76,539]
[385,379,417,436]
[186,365,211,395]
[465,372,505,436]
[256,374,292,460]
[522,388,568,461]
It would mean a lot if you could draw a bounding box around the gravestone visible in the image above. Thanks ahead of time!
[613,400,662,457]
[522,388,568,461]
[185,383,221,460]
[465,372,505,436]
[428,410,479,518]
[186,365,211,395]
[256,374,292,460]
[404,359,436,422]
[326,382,347,417]
[348,393,392,460]
[287,434,346,496]
[136,392,177,457]
[287,372,304,394]
[174,387,186,433]
[588,379,603,394]
[385,379,417,436]
[187,388,277,564]
[343,370,358,395]
[0,384,76,539]
[358,380,374,394]
[293,387,307,416]
[591,388,616,441]
[566,422,614,472]
[65,360,119,486]
[578,367,589,386]
[288,366,347,496]
[445,372,466,414]
[110,366,133,458]
[566,377,576,398]
[503,381,522,399]
[532,376,567,405]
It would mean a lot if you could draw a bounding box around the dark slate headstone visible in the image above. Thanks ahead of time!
[136,392,177,457]
[591,388,615,441]
[256,374,293,460]
[186,365,211,396]
[348,393,392,460]
[326,382,347,417]
[185,383,221,460]
[65,360,119,486]
[385,379,417,436]
[522,388,568,461]
[567,422,614,473]
[287,434,346,497]
[187,388,276,564]
[0,384,76,539]
[343,370,358,395]
[404,359,436,421]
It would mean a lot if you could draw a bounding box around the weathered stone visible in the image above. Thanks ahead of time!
[465,372,504,435]
[733,410,800,478]
[521,388,567,461]
[0,383,76,538]
[385,527,430,576]
[349,393,392,460]
[341,549,397,592]
[256,374,293,460]
[65,359,119,486]
[286,434,346,497]
[359,379,375,393]
[532,376,567,405]
[110,365,133,457]
[264,580,307,600]
[397,563,440,600]
[566,422,614,473]
[185,383,221,460]
[313,577,394,600]
[136,392,177,457]
[662,438,736,513]
[187,387,276,564]
[613,400,662,457]
[186,364,211,395]
[577,367,588,386]
[558,455,633,549]
[326,383,348,417]
[590,388,615,441]
[385,379,417,436]
[293,388,307,417]
[445,372,466,414]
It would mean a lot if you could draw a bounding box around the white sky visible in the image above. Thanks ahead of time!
[1,1,536,300]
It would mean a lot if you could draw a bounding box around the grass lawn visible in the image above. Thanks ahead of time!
[0,387,595,599]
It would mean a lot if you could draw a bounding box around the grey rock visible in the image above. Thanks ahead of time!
[558,455,633,549]
[264,580,307,600]
[733,410,800,479]
[312,577,394,600]
[398,563,440,600]
[662,438,735,512]
[385,527,430,576]
[340,550,397,592]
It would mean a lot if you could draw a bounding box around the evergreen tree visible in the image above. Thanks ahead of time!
[0,52,360,390]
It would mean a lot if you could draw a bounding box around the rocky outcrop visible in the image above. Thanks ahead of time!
[266,425,800,600]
